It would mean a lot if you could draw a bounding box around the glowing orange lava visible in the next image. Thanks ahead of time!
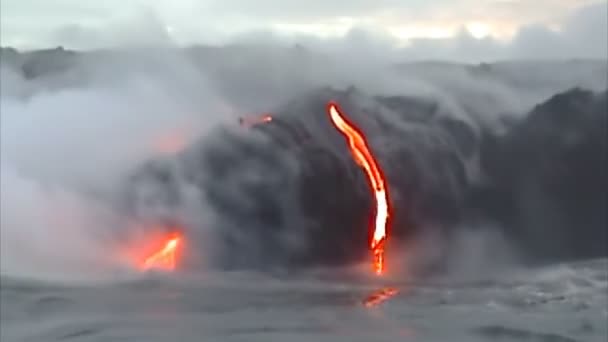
[239,114,273,127]
[362,287,399,307]
[140,235,181,271]
[327,102,390,275]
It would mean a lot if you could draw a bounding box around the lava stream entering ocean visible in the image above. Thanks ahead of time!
[327,102,391,275]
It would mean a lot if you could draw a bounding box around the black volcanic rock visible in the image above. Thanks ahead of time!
[476,88,607,262]
[123,86,607,270]
[122,87,475,269]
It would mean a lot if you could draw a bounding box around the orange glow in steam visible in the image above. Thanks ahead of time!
[327,101,390,275]
[140,235,182,271]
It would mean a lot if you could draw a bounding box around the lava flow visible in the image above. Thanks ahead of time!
[140,234,182,271]
[327,101,390,275]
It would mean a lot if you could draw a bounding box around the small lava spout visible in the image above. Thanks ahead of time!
[140,235,182,271]
[239,114,273,127]
[327,101,391,275]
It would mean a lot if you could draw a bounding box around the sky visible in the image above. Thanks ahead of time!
[0,0,606,60]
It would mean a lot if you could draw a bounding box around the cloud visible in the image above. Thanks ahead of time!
[50,8,175,50]
[199,0,596,25]
[229,1,607,62]
[200,0,414,21]
[0,0,601,61]
[2,0,605,54]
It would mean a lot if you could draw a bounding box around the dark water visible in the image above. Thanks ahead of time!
[1,259,606,342]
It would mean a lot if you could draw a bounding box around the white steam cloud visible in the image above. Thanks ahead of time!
[0,51,231,282]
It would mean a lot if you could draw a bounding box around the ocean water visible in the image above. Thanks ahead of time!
[1,259,606,342]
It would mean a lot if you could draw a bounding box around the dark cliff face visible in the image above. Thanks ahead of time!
[475,89,607,262]
[123,87,607,271]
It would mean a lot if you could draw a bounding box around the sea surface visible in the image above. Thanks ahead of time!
[1,259,606,342]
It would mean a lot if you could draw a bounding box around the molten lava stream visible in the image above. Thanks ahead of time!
[139,234,182,272]
[327,101,390,275]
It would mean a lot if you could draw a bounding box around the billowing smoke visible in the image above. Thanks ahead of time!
[1,44,606,282]
[0,48,231,281]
